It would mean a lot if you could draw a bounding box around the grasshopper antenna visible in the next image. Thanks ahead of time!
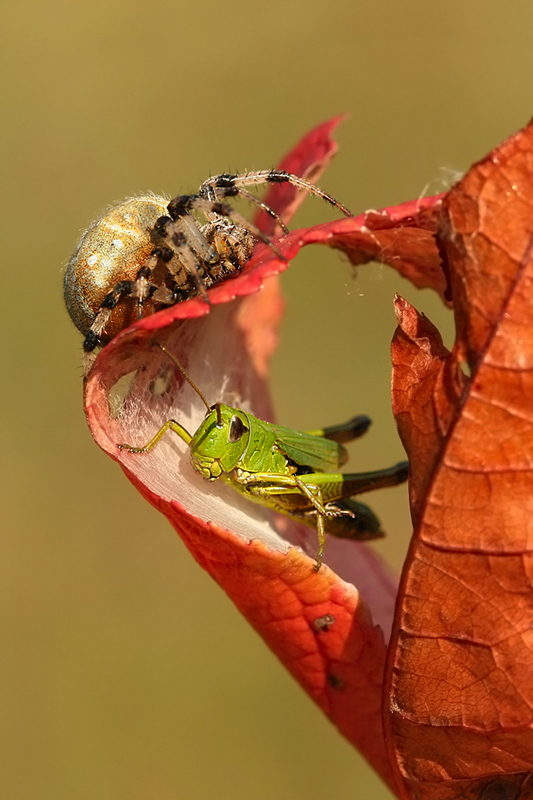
[155,342,216,412]
[155,343,224,426]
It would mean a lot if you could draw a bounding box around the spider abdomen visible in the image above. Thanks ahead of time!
[64,195,169,343]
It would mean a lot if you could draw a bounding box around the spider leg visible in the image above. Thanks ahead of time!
[168,195,287,263]
[147,247,182,304]
[151,240,195,299]
[131,251,162,319]
[201,170,353,217]
[199,177,289,234]
[162,210,219,266]
[155,212,213,302]
[82,248,169,354]
[83,280,134,352]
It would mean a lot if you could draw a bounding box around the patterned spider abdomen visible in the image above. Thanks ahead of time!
[64,195,169,345]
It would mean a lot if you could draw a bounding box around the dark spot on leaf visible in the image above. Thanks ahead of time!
[480,778,522,800]
[327,673,344,690]
[312,614,335,632]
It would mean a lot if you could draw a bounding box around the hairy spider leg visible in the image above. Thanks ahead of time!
[200,170,353,217]
[82,250,171,353]
[199,179,290,234]
[167,195,287,264]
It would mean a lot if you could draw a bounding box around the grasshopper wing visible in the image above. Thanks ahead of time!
[270,424,349,472]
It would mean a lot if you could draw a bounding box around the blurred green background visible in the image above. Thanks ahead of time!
[1,1,531,797]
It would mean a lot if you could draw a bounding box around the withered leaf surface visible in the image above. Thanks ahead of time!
[387,120,533,800]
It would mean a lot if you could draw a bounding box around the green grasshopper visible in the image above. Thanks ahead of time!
[118,345,408,570]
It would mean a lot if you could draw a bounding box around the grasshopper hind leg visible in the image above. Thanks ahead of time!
[306,414,371,444]
[307,499,382,571]
[313,513,327,572]
[302,461,409,567]
[321,499,383,540]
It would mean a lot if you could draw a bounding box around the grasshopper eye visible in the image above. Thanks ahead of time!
[228,415,248,443]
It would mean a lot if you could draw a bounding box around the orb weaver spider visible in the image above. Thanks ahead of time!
[64,170,352,361]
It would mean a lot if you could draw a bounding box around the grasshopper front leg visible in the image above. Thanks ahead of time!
[117,420,193,453]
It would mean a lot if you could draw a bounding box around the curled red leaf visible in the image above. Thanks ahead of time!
[83,119,446,791]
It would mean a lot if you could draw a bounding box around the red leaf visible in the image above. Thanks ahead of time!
[386,120,533,799]
[84,119,416,792]
[81,120,449,791]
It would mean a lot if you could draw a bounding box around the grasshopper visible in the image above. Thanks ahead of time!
[118,345,408,570]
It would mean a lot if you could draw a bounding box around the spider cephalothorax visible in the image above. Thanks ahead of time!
[64,170,352,359]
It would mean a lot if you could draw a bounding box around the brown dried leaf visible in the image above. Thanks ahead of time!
[387,120,533,800]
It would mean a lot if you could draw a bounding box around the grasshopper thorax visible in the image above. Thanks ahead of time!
[190,403,251,479]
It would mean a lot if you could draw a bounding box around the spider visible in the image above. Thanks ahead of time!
[64,170,352,359]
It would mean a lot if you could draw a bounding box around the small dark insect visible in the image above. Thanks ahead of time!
[312,614,336,632]
[64,171,352,362]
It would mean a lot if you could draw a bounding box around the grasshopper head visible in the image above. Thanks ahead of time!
[190,403,250,479]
